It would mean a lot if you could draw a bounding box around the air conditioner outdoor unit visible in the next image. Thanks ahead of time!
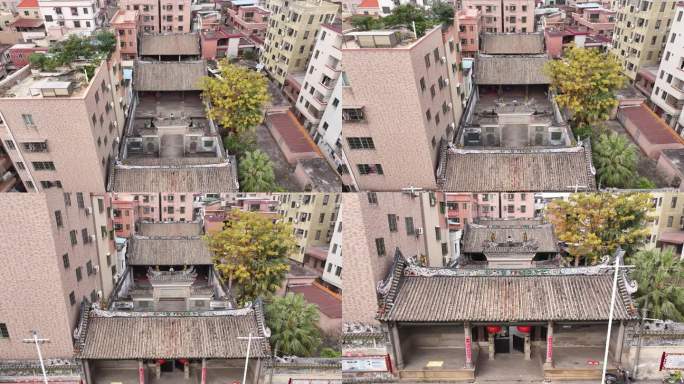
[89,234,96,242]
[441,56,446,63]
[85,207,92,215]
[444,78,449,85]
[94,265,100,274]
[96,290,103,299]
[416,227,424,236]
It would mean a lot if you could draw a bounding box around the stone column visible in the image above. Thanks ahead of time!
[615,321,626,364]
[83,360,93,384]
[464,322,473,369]
[524,334,531,361]
[138,360,145,384]
[544,321,554,368]
[391,323,404,369]
[183,361,190,379]
[488,332,495,360]
[201,359,207,384]
[155,362,161,379]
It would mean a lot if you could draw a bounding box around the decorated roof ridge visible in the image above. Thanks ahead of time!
[343,322,385,337]
[448,142,586,155]
[114,158,233,169]
[132,234,204,240]
[269,356,341,368]
[642,320,684,335]
[376,249,409,320]
[252,298,272,355]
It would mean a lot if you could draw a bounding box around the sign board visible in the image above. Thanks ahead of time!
[342,356,388,373]
[661,352,684,370]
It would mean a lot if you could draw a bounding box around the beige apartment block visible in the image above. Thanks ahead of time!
[261,0,339,85]
[0,190,115,360]
[0,55,125,192]
[277,192,340,264]
[342,27,462,191]
[463,0,536,32]
[611,0,676,81]
[119,0,190,33]
[642,189,684,255]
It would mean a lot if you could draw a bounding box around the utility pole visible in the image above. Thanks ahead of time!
[237,332,266,384]
[22,331,51,384]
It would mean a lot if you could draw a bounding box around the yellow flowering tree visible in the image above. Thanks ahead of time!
[545,192,652,266]
[199,59,270,136]
[544,47,625,133]
[204,209,294,305]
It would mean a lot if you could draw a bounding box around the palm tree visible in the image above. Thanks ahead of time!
[629,248,684,321]
[265,293,322,357]
[592,133,638,188]
[238,150,276,192]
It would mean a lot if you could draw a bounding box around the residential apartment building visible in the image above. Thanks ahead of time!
[610,0,677,81]
[110,10,139,60]
[38,0,105,37]
[458,8,481,57]
[462,0,535,33]
[0,53,125,192]
[119,0,190,33]
[341,27,462,190]
[0,191,115,365]
[295,23,342,132]
[321,211,342,293]
[443,192,536,230]
[17,0,41,19]
[649,2,684,129]
[570,3,616,38]
[642,189,684,256]
[261,0,338,85]
[225,0,270,41]
[278,192,340,264]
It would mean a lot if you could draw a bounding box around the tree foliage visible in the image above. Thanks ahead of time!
[430,1,455,26]
[629,248,684,321]
[349,4,449,35]
[266,293,322,356]
[204,210,294,305]
[238,149,277,192]
[29,31,116,72]
[199,60,270,135]
[593,133,639,188]
[544,47,625,130]
[224,130,257,159]
[349,15,384,31]
[545,193,651,266]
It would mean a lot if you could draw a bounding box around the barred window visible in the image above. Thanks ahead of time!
[346,137,375,150]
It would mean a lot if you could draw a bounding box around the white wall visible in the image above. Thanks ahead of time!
[322,212,342,290]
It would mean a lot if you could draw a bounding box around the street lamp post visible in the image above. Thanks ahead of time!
[22,331,50,384]
[237,332,265,384]
[601,252,621,384]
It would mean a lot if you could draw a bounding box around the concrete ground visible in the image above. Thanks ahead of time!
[475,351,544,382]
[255,123,302,191]
[604,119,670,187]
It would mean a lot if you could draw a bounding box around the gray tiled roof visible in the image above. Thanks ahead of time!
[139,33,201,56]
[139,222,203,237]
[481,33,545,55]
[127,236,213,265]
[440,143,596,192]
[109,162,238,192]
[462,220,559,253]
[134,60,207,92]
[76,306,270,359]
[381,274,637,322]
[475,54,550,85]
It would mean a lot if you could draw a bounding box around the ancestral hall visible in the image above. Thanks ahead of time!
[459,218,560,268]
[377,251,639,381]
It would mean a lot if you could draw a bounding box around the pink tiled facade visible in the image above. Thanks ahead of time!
[457,9,481,57]
[225,4,269,40]
[570,7,615,37]
[445,192,536,230]
[342,27,459,190]
[111,10,139,60]
[0,57,125,192]
[463,0,535,33]
[8,44,47,68]
[111,197,137,237]
[0,191,109,359]
[119,0,189,33]
[160,192,195,221]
